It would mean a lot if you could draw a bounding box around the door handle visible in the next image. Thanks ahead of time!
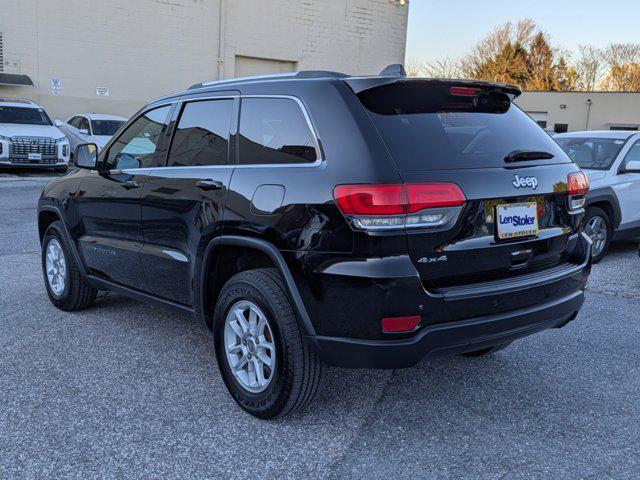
[121,180,140,190]
[196,179,224,191]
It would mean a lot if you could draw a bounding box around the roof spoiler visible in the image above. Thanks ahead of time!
[344,77,522,99]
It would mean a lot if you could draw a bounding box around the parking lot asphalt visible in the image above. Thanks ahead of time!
[1,173,639,479]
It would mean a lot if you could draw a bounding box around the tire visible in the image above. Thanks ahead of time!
[583,206,612,264]
[213,268,322,419]
[461,342,511,357]
[42,221,97,311]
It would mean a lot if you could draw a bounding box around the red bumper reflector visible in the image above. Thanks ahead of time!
[381,316,421,333]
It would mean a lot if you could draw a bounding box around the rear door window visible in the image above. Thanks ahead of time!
[357,81,570,170]
[238,97,318,165]
[168,99,233,167]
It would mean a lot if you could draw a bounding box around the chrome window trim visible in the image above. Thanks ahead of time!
[136,94,324,171]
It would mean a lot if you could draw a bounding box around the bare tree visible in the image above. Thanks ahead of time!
[423,57,465,79]
[404,58,425,78]
[601,43,640,91]
[573,45,605,91]
[462,19,537,83]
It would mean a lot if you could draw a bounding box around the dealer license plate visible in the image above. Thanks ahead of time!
[28,153,42,161]
[495,202,539,240]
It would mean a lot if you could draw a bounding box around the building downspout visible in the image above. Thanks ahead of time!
[585,99,593,130]
[218,0,226,80]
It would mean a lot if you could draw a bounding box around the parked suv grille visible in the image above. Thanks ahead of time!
[11,137,57,156]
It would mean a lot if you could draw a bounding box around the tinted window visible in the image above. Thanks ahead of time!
[92,120,124,136]
[358,82,569,170]
[68,117,81,128]
[555,137,627,170]
[105,106,171,170]
[0,106,52,126]
[239,98,317,165]
[168,99,233,167]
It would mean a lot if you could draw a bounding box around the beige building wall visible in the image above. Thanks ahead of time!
[0,0,408,120]
[516,91,640,133]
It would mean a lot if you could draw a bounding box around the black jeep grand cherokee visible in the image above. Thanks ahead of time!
[38,67,592,418]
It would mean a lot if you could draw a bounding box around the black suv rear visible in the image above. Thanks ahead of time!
[38,67,591,418]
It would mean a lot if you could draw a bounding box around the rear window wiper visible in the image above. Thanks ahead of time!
[505,150,555,163]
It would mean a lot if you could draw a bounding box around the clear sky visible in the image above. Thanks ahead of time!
[406,0,640,64]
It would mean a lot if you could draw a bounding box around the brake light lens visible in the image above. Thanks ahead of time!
[450,86,481,96]
[567,172,589,211]
[333,184,406,216]
[333,182,466,231]
[568,172,589,196]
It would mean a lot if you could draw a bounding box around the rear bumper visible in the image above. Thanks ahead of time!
[296,232,592,369]
[308,289,584,369]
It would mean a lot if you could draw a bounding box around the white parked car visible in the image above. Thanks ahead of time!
[0,98,70,172]
[56,113,126,159]
[555,130,640,262]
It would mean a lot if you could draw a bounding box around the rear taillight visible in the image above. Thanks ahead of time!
[568,172,589,196]
[333,182,466,231]
[567,172,589,211]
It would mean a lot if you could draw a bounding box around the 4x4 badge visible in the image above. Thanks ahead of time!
[418,255,448,264]
[512,174,538,190]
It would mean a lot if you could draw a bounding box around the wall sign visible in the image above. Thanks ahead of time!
[51,78,62,94]
[96,87,110,96]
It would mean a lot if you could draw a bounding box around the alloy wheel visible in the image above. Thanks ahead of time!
[223,300,276,393]
[45,239,67,296]
[586,215,608,258]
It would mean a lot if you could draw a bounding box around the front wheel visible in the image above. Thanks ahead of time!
[42,221,97,311]
[213,268,322,419]
[584,206,612,264]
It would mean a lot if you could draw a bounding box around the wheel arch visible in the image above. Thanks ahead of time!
[198,236,316,337]
[37,205,87,275]
[585,187,621,230]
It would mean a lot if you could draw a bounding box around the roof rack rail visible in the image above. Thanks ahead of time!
[188,69,348,90]
[0,97,39,105]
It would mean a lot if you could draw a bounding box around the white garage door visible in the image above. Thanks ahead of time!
[234,55,297,78]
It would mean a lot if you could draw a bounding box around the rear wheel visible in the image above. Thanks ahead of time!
[213,268,322,419]
[584,206,611,264]
[42,221,97,311]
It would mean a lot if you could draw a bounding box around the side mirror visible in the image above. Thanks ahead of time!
[54,119,64,127]
[623,159,640,173]
[78,128,90,135]
[75,143,98,170]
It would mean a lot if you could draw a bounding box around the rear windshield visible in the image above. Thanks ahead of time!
[357,82,569,170]
[0,106,52,126]
[555,137,626,170]
[91,120,125,136]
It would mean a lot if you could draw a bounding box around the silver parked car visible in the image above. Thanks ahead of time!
[55,113,126,159]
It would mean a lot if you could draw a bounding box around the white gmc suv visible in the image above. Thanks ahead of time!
[0,98,70,172]
[555,130,640,262]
